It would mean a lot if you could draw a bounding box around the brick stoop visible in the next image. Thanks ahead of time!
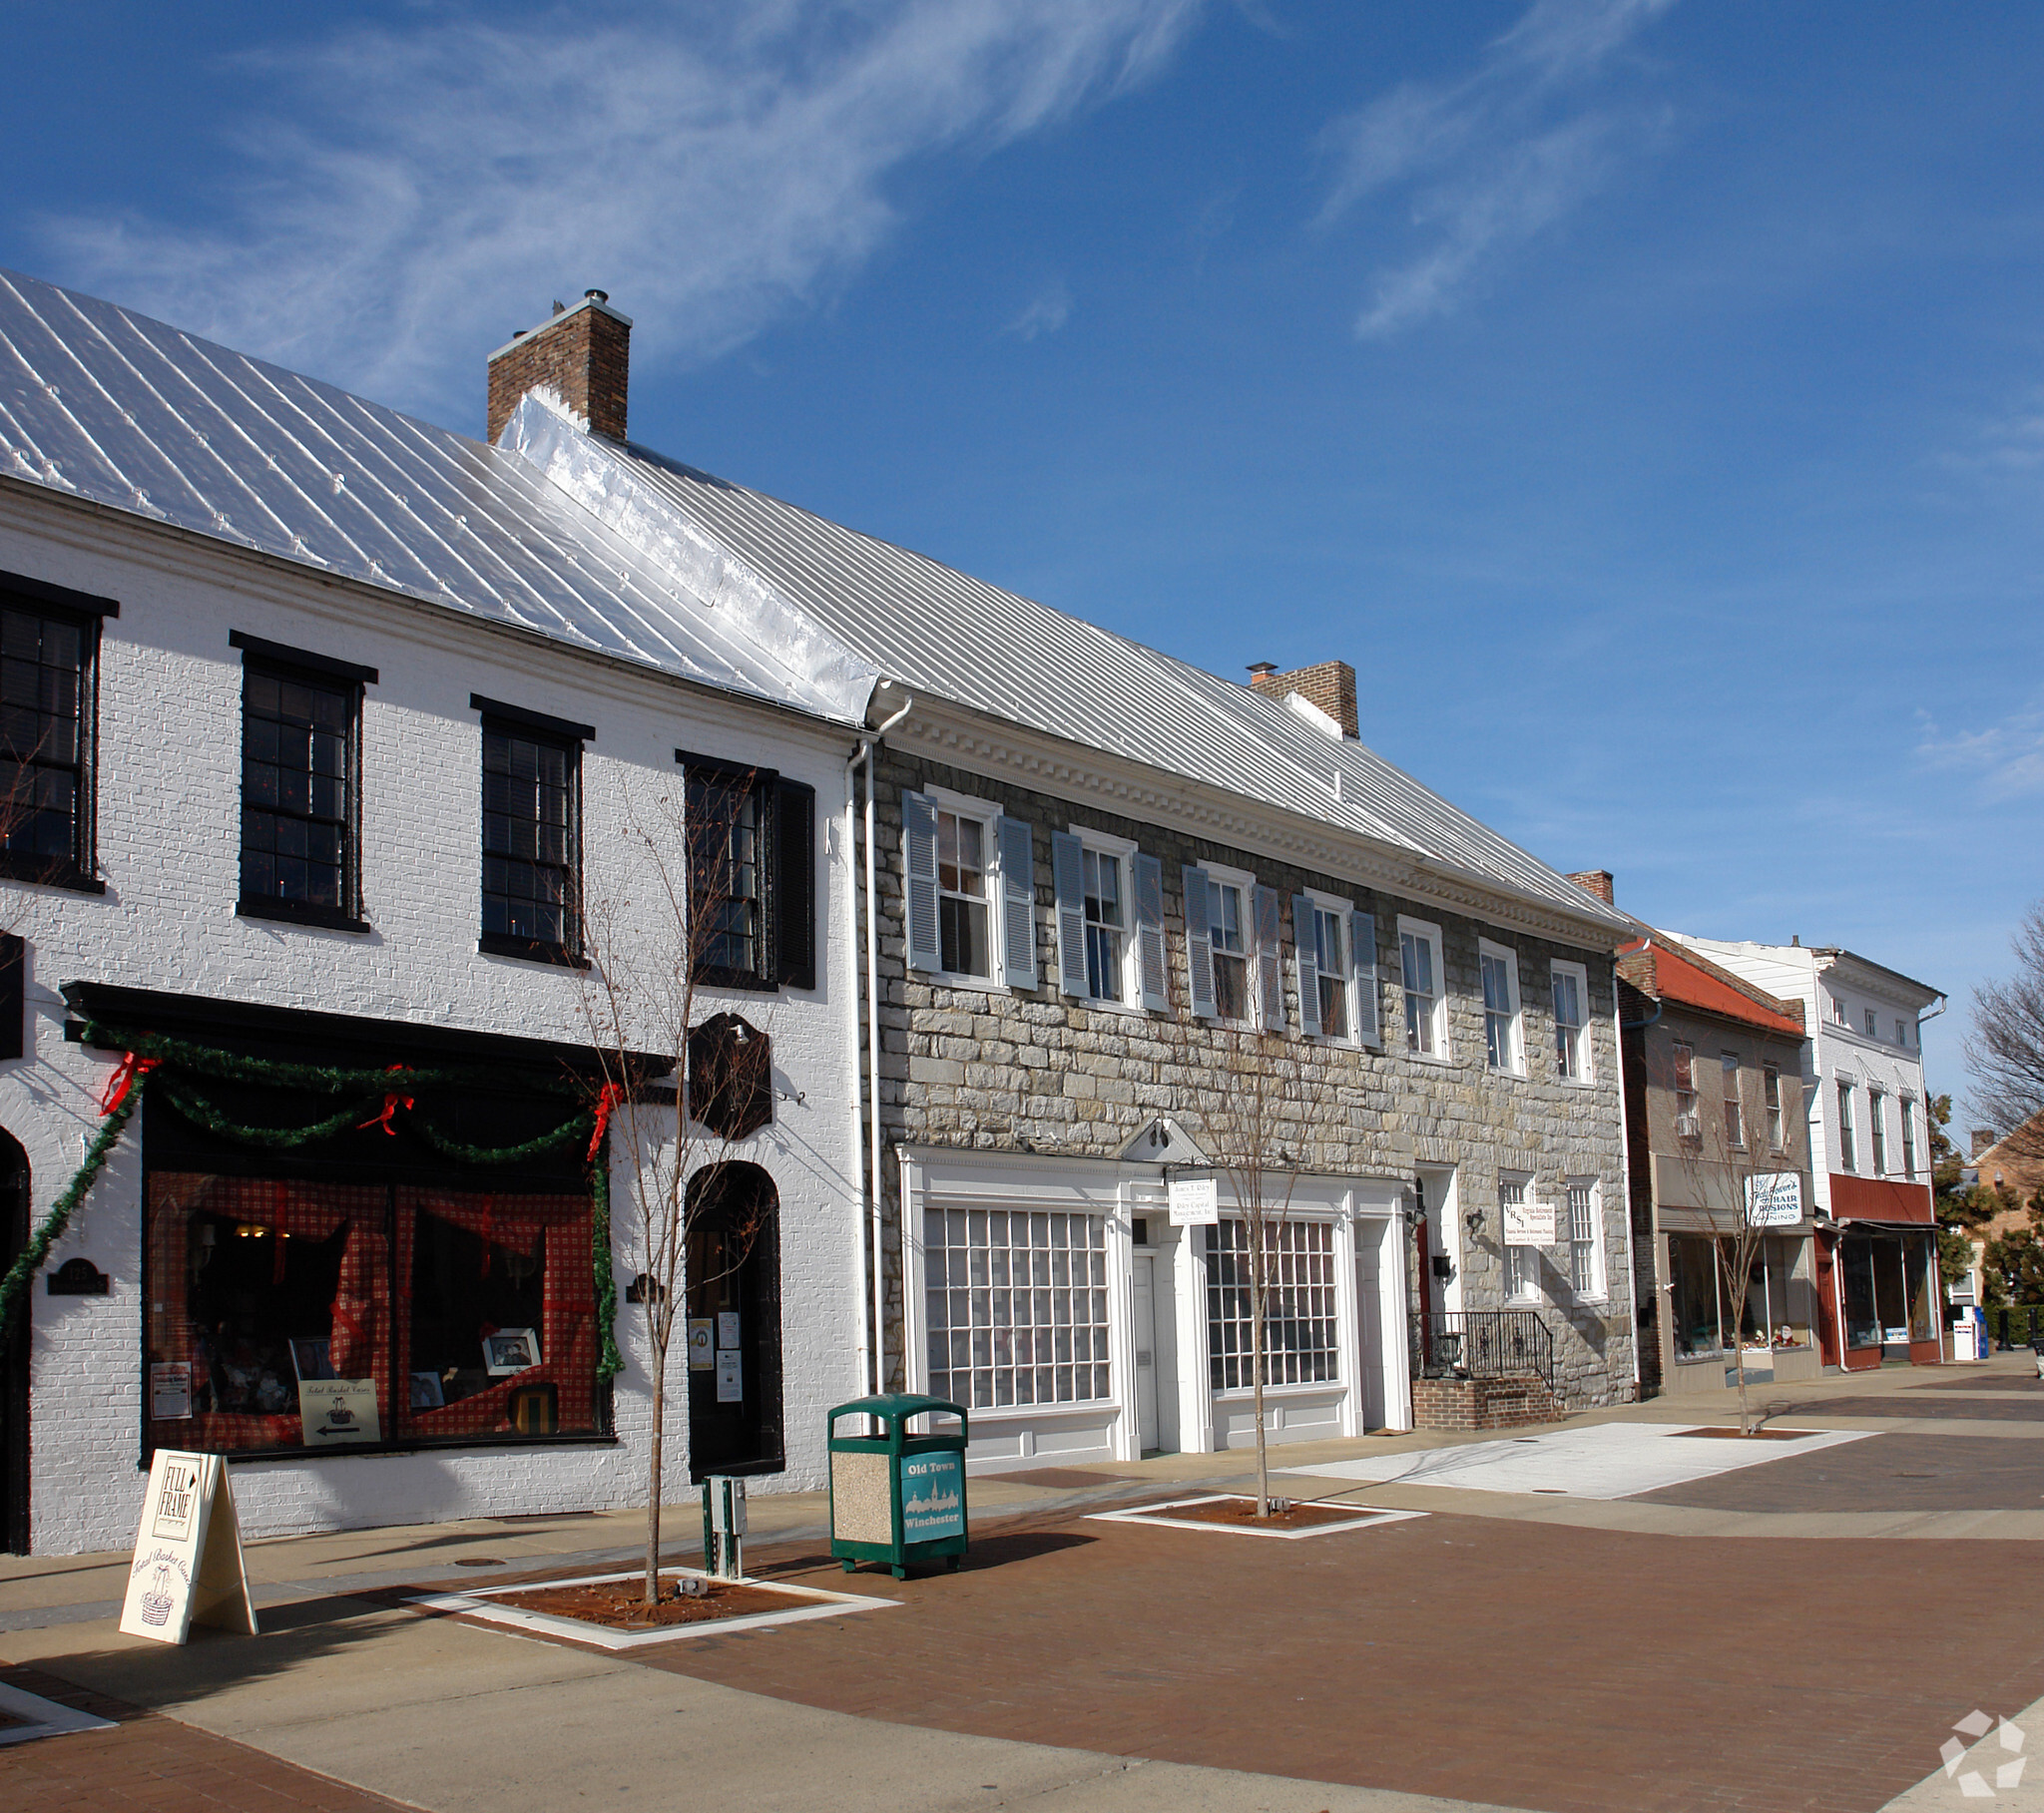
[1411,1374,1564,1431]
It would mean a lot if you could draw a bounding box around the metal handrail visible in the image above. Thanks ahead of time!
[1408,1309,1556,1392]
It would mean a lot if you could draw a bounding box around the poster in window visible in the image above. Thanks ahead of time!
[482,1328,540,1376]
[716,1311,741,1350]
[150,1362,193,1421]
[687,1319,714,1371]
[1502,1199,1557,1244]
[289,1337,334,1383]
[716,1349,743,1403]
[298,1379,381,1447]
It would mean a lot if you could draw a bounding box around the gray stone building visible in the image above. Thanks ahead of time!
[487,300,1642,1473]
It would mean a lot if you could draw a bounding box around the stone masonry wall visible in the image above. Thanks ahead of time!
[863,746,1637,1416]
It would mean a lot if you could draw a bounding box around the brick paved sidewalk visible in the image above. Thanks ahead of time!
[0,1665,415,1812]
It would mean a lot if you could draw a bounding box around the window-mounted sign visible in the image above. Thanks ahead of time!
[119,1450,258,1644]
[150,1362,193,1421]
[1503,1199,1557,1245]
[717,1311,741,1350]
[687,1318,715,1371]
[298,1379,380,1448]
[1168,1173,1219,1226]
[716,1349,744,1404]
[1744,1172,1803,1227]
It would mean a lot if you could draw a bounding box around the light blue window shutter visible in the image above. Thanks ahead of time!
[1255,886,1284,1031]
[1293,894,1321,1038]
[903,790,941,971]
[1182,864,1216,1019]
[996,814,1037,989]
[1134,853,1169,1013]
[1051,830,1089,997]
[1351,909,1380,1046]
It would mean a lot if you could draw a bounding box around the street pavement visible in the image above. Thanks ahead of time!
[3,1353,2042,1812]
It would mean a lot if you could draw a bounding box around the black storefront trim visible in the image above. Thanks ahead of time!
[213,1433,619,1468]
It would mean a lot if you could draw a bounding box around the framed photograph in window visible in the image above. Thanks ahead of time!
[289,1337,334,1383]
[409,1371,446,1410]
[482,1328,540,1376]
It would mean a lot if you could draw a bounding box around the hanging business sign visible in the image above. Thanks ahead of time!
[1744,1172,1803,1227]
[119,1450,259,1644]
[1168,1172,1219,1226]
[1503,1198,1557,1244]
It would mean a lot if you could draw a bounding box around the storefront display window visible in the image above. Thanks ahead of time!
[1668,1234,1721,1361]
[1841,1236,1879,1349]
[1904,1234,1936,1345]
[922,1208,1110,1410]
[145,1174,601,1456]
[1206,1218,1337,1390]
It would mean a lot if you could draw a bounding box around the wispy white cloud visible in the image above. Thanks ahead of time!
[1317,0,1677,339]
[1916,701,2044,801]
[1938,385,2044,475]
[1002,278,1071,339]
[42,1,1201,422]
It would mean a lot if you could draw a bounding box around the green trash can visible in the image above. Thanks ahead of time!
[827,1393,969,1579]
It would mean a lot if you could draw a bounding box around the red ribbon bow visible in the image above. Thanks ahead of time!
[587,1082,625,1163]
[358,1065,413,1136]
[98,1052,158,1117]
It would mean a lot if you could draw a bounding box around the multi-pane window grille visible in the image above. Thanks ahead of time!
[1208,879,1249,1021]
[1567,1181,1601,1298]
[1722,1053,1744,1147]
[1203,1218,1338,1391]
[1552,967,1585,1079]
[1481,948,1518,1072]
[242,667,352,912]
[1313,907,1348,1038]
[1869,1091,1888,1175]
[1083,847,1124,1000]
[922,1208,1110,1410]
[1764,1065,1784,1150]
[1673,1042,1699,1138]
[936,808,990,977]
[1836,1082,1857,1172]
[686,763,764,981]
[482,726,575,950]
[1900,1098,1917,1178]
[0,606,90,877]
[1402,929,1439,1055]
[1501,1178,1538,1300]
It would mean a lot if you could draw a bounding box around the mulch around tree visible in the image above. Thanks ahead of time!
[492,1575,804,1630]
[1669,1426,1821,1441]
[1125,1495,1370,1530]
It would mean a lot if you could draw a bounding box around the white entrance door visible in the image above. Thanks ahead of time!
[1357,1236,1385,1430]
[1133,1253,1160,1452]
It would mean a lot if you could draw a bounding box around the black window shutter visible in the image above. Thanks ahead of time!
[773,778,816,990]
[0,935,21,1061]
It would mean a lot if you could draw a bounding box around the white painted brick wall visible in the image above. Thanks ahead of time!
[0,494,864,1554]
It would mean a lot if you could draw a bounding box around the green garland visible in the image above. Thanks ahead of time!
[0,1077,145,1343]
[0,1026,625,1365]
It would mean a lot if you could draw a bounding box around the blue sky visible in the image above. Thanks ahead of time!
[8,0,2044,1120]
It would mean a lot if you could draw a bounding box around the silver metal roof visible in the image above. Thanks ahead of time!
[0,269,875,723]
[559,433,1627,932]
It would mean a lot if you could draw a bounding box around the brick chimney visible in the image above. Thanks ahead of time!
[1972,1129,1997,1159]
[1246,660,1358,739]
[487,290,632,444]
[1566,870,1616,906]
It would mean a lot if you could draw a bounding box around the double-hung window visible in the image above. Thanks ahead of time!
[1764,1064,1784,1151]
[1399,917,1447,1058]
[236,634,372,931]
[1182,861,1276,1027]
[1479,940,1521,1074]
[1292,893,1379,1046]
[1081,847,1124,1000]
[1900,1098,1917,1178]
[1208,876,1249,1021]
[1836,1082,1857,1172]
[1552,961,1590,1081]
[1863,1008,1877,1038]
[1053,828,1166,1011]
[1868,1089,1887,1175]
[1896,1018,1910,1048]
[1312,906,1347,1036]
[477,698,586,962]
[1566,1178,1603,1300]
[1722,1053,1744,1148]
[1832,995,1847,1026]
[1501,1176,1538,1301]
[0,574,110,891]
[1672,1042,1699,1138]
[680,750,818,991]
[905,789,1036,991]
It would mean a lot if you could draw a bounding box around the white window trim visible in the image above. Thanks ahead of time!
[1302,887,1363,1047]
[1550,958,1593,1086]
[1478,937,1523,1077]
[1397,914,1450,1064]
[1499,1171,1540,1303]
[1564,1174,1607,1306]
[1201,859,1260,1029]
[920,783,1015,994]
[1064,823,1143,1013]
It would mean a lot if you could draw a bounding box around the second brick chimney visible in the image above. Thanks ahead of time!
[1247,660,1359,739]
[487,290,632,444]
[1566,870,1616,905]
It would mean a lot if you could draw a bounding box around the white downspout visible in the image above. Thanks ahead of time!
[843,738,872,1399]
[863,684,913,1395]
[1613,978,1643,1393]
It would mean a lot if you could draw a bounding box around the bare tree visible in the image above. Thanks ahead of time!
[1664,1033,1805,1435]
[1967,902,2044,1161]
[1196,1031,1304,1518]
[576,773,775,1605]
